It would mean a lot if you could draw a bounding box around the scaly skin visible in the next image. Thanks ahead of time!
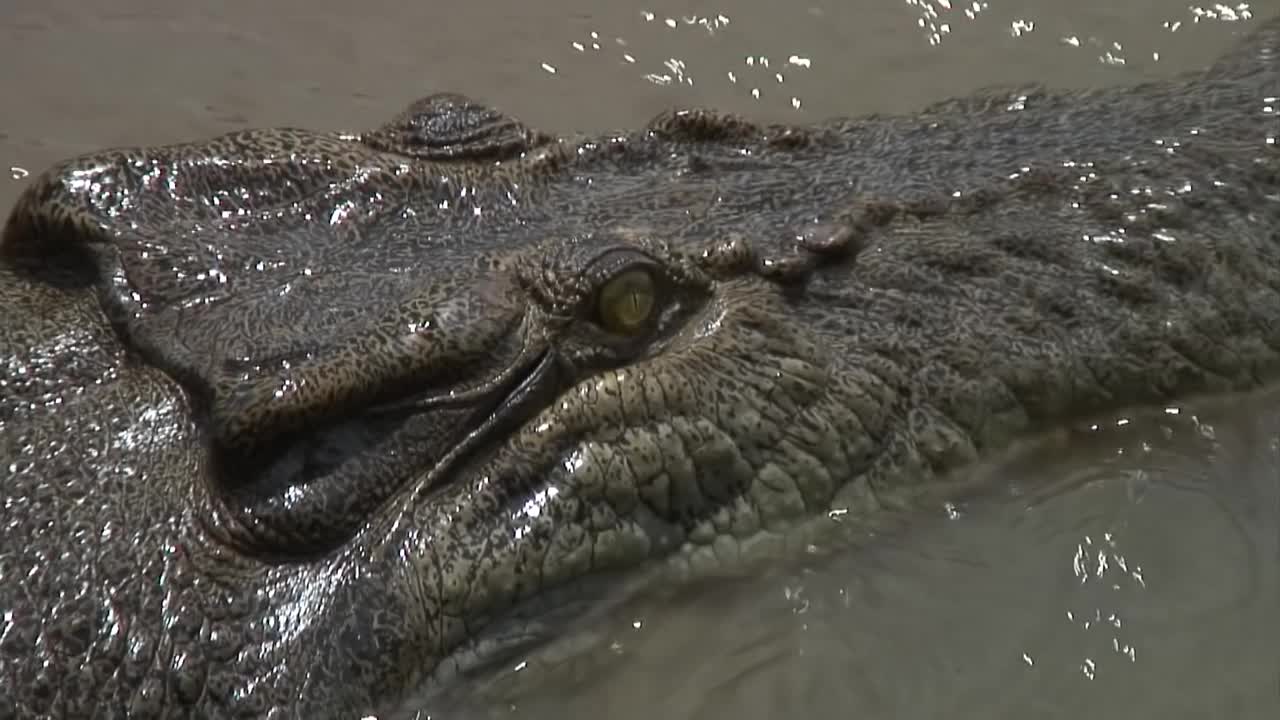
[1,18,1278,720]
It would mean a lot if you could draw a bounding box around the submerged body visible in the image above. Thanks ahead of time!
[1,17,1278,719]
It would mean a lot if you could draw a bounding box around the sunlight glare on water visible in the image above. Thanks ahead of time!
[540,9,817,113]
[461,391,1275,720]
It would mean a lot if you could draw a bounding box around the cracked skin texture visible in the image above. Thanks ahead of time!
[1,16,1278,720]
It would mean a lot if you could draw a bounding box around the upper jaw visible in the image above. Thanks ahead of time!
[417,348,563,498]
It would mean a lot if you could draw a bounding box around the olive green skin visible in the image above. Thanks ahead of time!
[1,18,1278,719]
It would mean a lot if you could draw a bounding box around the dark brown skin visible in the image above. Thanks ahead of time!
[1,18,1278,719]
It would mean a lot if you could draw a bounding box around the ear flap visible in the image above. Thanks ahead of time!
[1200,15,1280,84]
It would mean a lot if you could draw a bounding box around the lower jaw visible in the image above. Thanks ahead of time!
[401,497,923,716]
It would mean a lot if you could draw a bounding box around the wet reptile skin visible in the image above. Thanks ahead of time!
[1,17,1278,720]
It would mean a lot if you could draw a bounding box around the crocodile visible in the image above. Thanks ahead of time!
[1,16,1277,719]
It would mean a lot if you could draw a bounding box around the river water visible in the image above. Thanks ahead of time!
[3,1,1276,718]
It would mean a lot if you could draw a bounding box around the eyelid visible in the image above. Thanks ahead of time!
[582,248,660,284]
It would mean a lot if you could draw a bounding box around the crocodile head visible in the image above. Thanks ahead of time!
[2,20,1279,718]
[0,93,898,718]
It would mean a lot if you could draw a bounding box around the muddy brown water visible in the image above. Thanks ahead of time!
[3,1,1277,718]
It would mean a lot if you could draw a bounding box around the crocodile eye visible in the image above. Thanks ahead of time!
[597,268,656,335]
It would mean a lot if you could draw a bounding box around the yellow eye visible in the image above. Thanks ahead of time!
[597,268,656,335]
